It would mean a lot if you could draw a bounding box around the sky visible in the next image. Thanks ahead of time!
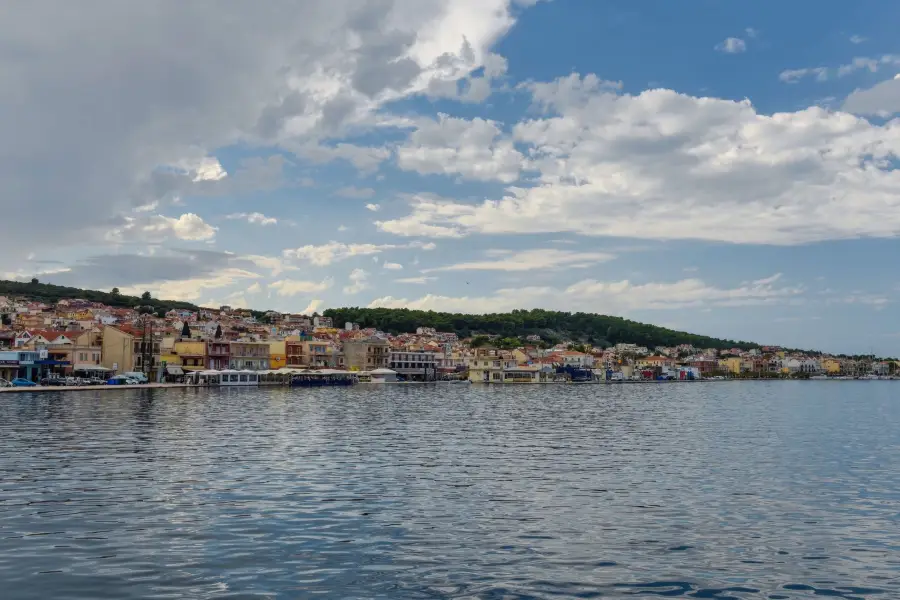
[2,0,900,355]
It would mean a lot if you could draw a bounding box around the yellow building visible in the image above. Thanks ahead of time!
[718,357,742,375]
[821,358,841,374]
[269,340,286,370]
[174,340,207,372]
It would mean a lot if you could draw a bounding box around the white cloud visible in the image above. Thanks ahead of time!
[381,77,900,245]
[283,240,434,266]
[269,277,334,297]
[843,76,900,116]
[300,299,323,315]
[226,212,278,226]
[246,282,262,294]
[383,261,403,270]
[337,225,349,232]
[716,37,746,54]
[343,268,369,294]
[396,114,524,183]
[334,186,375,199]
[190,157,228,182]
[424,248,614,272]
[0,1,530,247]
[395,276,436,284]
[745,28,759,39]
[365,203,382,212]
[368,273,803,313]
[779,67,829,83]
[106,213,217,242]
[119,268,260,302]
[850,34,867,44]
[781,54,900,83]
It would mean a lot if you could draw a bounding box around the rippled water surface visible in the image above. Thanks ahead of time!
[2,382,899,599]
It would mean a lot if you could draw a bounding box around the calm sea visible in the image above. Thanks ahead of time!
[1,383,898,599]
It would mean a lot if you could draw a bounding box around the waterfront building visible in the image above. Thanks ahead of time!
[207,340,230,370]
[268,340,286,370]
[101,325,162,379]
[174,339,208,373]
[389,350,438,381]
[344,337,389,371]
[229,340,270,370]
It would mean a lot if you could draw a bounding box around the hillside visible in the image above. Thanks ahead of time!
[324,307,758,350]
[0,279,202,315]
[2,279,759,350]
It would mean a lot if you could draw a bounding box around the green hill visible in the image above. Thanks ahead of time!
[323,307,758,350]
[0,279,202,315]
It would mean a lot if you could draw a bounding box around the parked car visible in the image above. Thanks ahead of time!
[0,378,11,388]
[121,372,149,384]
[107,375,139,385]
[11,378,37,387]
[40,376,66,386]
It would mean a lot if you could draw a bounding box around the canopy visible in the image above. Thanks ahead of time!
[165,365,185,375]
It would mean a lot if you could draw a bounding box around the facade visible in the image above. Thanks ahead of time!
[313,315,333,329]
[389,351,438,381]
[268,340,286,370]
[173,340,207,372]
[286,337,338,367]
[344,337,389,371]
[101,325,161,378]
[207,340,230,370]
[229,341,270,370]
[0,350,44,381]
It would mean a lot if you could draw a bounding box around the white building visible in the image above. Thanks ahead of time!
[389,351,438,381]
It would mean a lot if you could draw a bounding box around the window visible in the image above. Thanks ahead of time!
[492,372,501,380]
[240,374,248,382]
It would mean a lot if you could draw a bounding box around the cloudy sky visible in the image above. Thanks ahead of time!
[3,0,900,354]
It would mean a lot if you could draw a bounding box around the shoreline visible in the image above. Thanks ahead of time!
[1,378,893,393]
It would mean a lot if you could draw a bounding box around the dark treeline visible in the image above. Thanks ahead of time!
[0,279,201,315]
[323,307,758,350]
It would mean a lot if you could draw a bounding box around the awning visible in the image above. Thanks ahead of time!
[165,365,185,375]
[74,365,111,372]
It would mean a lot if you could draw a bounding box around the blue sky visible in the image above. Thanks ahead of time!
[3,0,900,354]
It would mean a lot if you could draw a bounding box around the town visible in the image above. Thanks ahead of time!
[0,294,897,387]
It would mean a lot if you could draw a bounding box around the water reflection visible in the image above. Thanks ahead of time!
[1,382,898,599]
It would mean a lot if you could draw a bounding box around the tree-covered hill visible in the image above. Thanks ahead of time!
[0,279,201,314]
[323,307,759,350]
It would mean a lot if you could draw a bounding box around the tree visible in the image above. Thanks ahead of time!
[111,287,120,295]
[30,278,39,285]
[141,291,152,301]
[181,321,191,338]
[214,324,222,339]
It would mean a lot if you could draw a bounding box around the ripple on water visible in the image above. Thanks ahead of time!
[1,382,899,599]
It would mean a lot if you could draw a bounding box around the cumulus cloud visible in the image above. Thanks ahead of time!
[343,268,370,294]
[382,262,403,270]
[715,37,747,54]
[118,268,262,302]
[843,76,900,116]
[379,76,900,245]
[368,273,803,313]
[0,0,527,247]
[106,213,217,243]
[396,114,524,183]
[424,248,615,272]
[365,203,382,212]
[269,277,334,296]
[225,212,278,226]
